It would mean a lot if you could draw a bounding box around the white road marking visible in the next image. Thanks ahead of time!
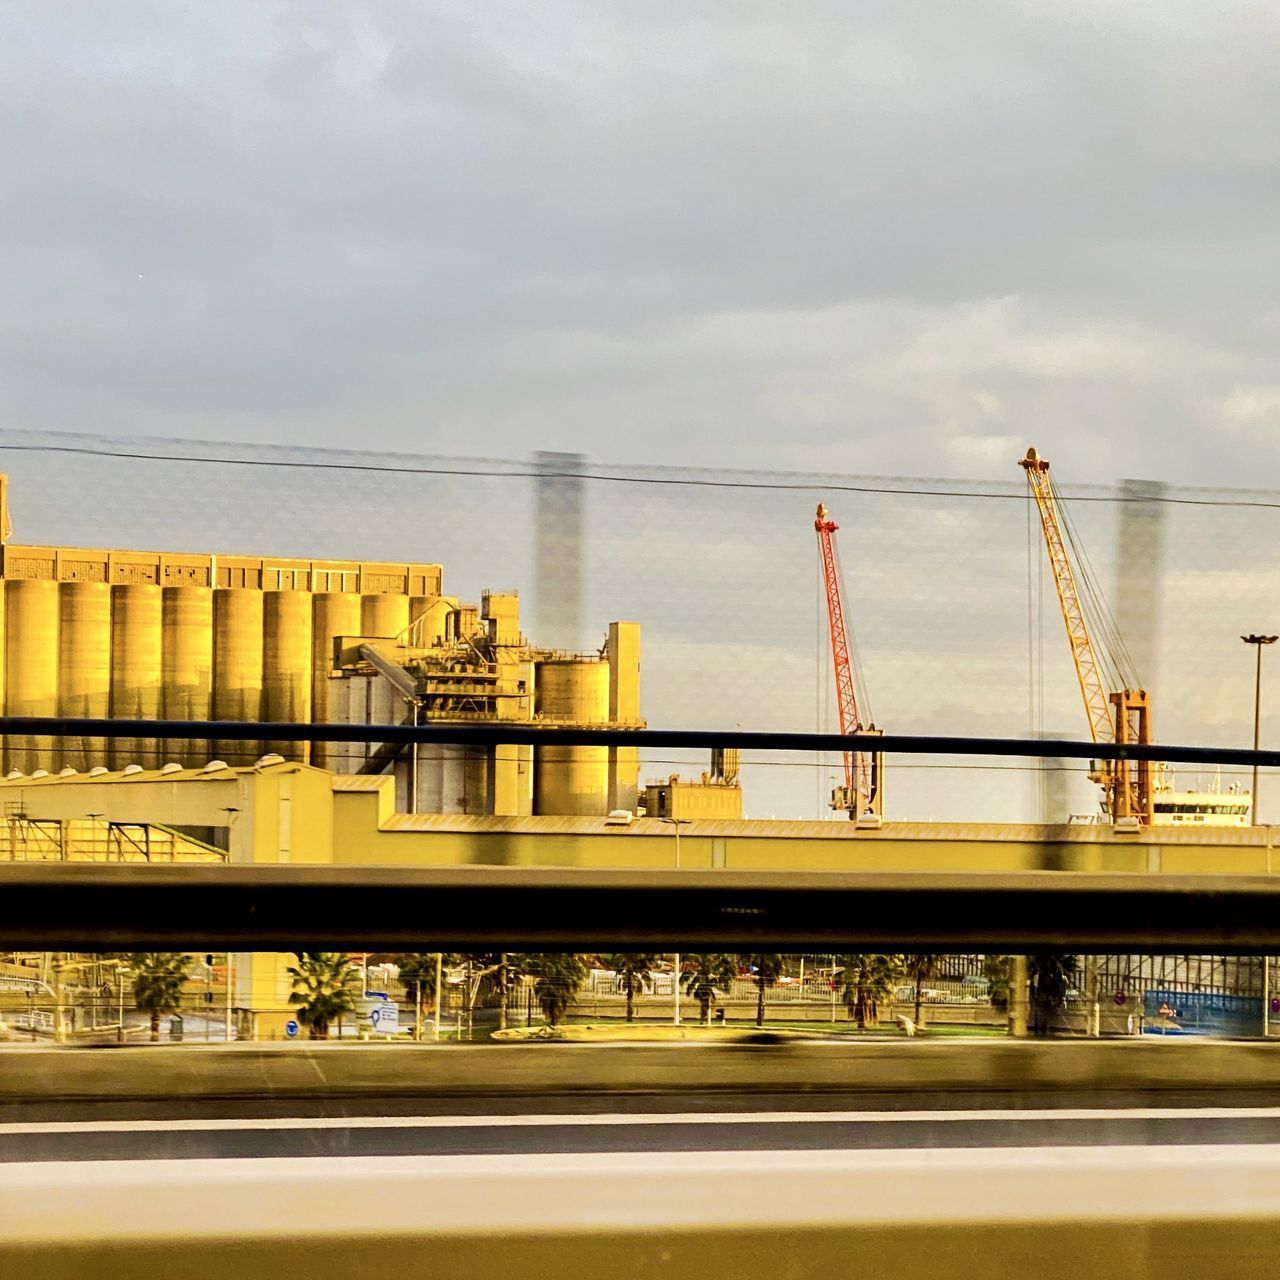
[1,1105,1278,1136]
[5,1145,1280,1242]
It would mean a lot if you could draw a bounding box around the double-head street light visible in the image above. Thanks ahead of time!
[1242,635,1278,825]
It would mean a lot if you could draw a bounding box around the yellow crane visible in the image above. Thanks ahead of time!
[1020,448,1153,824]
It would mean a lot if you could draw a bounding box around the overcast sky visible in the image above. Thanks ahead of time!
[5,2,1280,487]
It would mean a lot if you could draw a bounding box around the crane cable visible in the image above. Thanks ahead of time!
[1054,475,1142,694]
[831,533,874,730]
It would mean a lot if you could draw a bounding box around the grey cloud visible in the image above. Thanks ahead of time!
[2,1,1280,482]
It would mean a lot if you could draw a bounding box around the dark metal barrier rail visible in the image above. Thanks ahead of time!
[0,715,1277,767]
[3,865,1280,952]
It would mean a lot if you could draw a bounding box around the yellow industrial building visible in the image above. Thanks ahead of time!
[5,474,1274,1038]
[4,759,1280,1036]
[0,475,643,817]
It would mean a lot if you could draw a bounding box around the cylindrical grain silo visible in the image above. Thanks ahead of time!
[6,579,59,773]
[311,592,361,770]
[162,586,213,766]
[263,590,313,761]
[411,743,493,815]
[110,584,162,769]
[405,594,443,647]
[58,582,112,771]
[533,658,611,816]
[213,588,264,766]
[408,596,455,648]
[361,592,410,641]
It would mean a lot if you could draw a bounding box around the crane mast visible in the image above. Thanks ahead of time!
[815,504,880,819]
[1020,448,1153,824]
[1020,450,1114,746]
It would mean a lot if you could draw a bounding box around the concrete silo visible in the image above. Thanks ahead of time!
[533,657,611,816]
[361,592,410,641]
[162,586,213,765]
[213,588,264,766]
[110,584,163,769]
[58,581,112,771]
[263,590,313,760]
[311,592,362,769]
[6,579,60,773]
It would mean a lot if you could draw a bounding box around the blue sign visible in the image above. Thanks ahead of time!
[1143,989,1260,1037]
[284,1019,299,1039]
[368,1004,399,1032]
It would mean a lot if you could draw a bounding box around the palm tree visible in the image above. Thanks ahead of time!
[682,954,738,1024]
[905,954,942,1029]
[498,952,528,1031]
[602,953,658,1022]
[387,953,448,1040]
[984,955,1011,1010]
[739,954,784,1027]
[129,952,191,1042]
[1028,952,1079,1036]
[458,953,505,1038]
[839,954,903,1030]
[287,952,361,1040]
[523,954,589,1027]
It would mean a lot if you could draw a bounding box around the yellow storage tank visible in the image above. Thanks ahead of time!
[361,593,410,642]
[110,584,162,769]
[311,592,362,769]
[533,658,610,817]
[162,586,213,766]
[213,588,264,766]
[408,595,455,648]
[58,581,112,771]
[264,590,313,761]
[409,593,450,645]
[5,579,60,773]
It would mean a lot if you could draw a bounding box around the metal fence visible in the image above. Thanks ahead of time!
[3,429,1279,826]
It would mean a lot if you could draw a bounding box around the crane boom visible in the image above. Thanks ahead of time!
[1020,447,1153,824]
[815,504,878,818]
[1019,449,1114,745]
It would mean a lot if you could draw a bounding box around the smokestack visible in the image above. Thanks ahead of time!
[1116,478,1168,691]
[533,451,585,652]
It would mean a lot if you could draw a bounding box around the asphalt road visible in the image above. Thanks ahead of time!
[8,1094,1280,1278]
[8,1098,1280,1163]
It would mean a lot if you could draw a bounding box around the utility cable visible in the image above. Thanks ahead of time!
[4,437,1280,509]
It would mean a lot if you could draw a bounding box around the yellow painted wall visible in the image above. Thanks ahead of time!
[5,764,1280,879]
[0,763,334,865]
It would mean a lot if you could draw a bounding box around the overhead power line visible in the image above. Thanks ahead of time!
[1,717,1278,769]
[2,439,1279,510]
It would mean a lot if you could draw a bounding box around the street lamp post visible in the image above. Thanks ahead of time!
[1242,635,1278,825]
[433,951,444,1042]
[225,952,234,1043]
[1243,634,1278,1041]
[659,817,691,1025]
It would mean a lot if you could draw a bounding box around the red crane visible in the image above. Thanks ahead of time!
[815,503,881,819]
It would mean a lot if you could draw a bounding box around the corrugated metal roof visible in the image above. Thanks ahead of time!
[331,775,392,792]
[0,760,316,786]
[359,813,1280,844]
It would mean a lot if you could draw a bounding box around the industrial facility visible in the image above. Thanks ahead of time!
[1,758,1276,1038]
[0,464,1265,1040]
[0,476,643,818]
